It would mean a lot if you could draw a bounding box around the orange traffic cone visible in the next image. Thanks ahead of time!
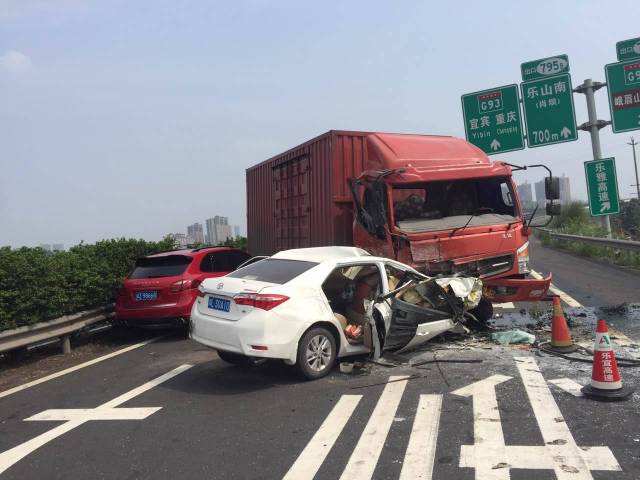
[548,296,577,353]
[581,319,634,401]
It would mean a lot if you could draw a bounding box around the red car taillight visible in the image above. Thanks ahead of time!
[171,279,202,293]
[233,293,289,311]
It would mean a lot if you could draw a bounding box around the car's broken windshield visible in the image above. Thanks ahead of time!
[392,177,518,233]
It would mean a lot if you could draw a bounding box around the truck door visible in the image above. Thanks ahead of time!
[350,178,394,258]
[273,156,310,251]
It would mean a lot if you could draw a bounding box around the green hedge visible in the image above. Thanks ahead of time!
[0,237,175,332]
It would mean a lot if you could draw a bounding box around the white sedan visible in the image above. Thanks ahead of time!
[190,246,475,379]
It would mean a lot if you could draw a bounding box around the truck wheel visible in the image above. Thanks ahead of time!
[217,350,249,365]
[470,298,494,325]
[297,327,337,380]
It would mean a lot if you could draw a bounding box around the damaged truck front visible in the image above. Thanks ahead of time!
[246,131,557,320]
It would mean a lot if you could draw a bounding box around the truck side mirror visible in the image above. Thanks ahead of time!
[546,203,561,216]
[545,177,560,200]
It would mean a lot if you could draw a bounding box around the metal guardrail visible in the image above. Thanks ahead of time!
[0,304,114,354]
[538,228,640,252]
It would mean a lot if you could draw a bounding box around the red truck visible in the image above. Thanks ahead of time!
[246,130,555,320]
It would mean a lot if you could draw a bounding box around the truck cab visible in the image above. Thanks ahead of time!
[348,133,552,306]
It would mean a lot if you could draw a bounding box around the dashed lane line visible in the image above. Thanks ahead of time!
[548,378,585,397]
[530,270,582,307]
[0,335,167,400]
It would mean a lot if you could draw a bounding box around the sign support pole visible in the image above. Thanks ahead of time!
[574,78,613,237]
[629,137,640,200]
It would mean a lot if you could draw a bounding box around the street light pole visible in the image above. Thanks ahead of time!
[629,137,640,200]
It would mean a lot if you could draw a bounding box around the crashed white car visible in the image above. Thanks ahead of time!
[190,247,481,379]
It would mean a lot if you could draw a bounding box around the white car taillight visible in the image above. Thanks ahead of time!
[517,242,530,274]
[234,293,289,311]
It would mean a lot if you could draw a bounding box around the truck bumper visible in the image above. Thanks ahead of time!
[482,273,552,303]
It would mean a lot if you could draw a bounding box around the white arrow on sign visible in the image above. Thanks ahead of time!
[490,139,501,151]
[600,201,611,212]
[560,126,572,139]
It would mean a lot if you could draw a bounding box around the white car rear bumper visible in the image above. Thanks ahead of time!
[189,307,300,363]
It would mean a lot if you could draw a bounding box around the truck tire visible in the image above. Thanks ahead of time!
[297,326,337,380]
[217,350,249,365]
[470,298,494,325]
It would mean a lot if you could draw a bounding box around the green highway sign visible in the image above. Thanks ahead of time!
[605,59,640,133]
[520,73,577,147]
[521,55,569,81]
[616,37,640,61]
[461,85,524,155]
[584,157,620,216]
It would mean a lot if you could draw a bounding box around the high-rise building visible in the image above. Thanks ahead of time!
[187,223,204,244]
[534,180,546,208]
[559,175,571,205]
[205,216,232,245]
[233,226,241,238]
[534,175,572,208]
[39,244,52,252]
[517,182,533,204]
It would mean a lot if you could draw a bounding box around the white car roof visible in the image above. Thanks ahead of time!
[272,246,371,264]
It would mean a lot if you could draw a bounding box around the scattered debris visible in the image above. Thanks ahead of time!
[491,330,535,346]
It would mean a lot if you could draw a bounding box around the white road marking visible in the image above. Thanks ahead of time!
[339,376,408,480]
[549,378,585,397]
[399,394,442,480]
[530,270,582,307]
[0,364,192,475]
[0,335,167,399]
[453,375,513,480]
[515,357,620,479]
[25,407,162,421]
[493,302,515,309]
[282,395,362,480]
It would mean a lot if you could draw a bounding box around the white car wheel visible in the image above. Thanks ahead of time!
[297,327,336,379]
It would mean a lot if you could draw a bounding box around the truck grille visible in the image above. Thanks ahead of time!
[453,254,514,278]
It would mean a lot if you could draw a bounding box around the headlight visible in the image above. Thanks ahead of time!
[517,242,530,274]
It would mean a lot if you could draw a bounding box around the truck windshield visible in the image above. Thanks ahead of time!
[392,177,518,233]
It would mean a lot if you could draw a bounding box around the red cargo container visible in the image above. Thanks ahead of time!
[247,130,369,255]
[247,130,553,312]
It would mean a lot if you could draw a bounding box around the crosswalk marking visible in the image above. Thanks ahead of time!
[398,394,442,480]
[282,395,362,480]
[339,375,409,480]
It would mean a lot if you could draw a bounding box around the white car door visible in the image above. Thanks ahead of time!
[378,262,457,353]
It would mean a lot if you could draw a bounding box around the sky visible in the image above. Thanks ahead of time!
[1,0,639,248]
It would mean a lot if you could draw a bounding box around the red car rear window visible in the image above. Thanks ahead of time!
[130,255,192,279]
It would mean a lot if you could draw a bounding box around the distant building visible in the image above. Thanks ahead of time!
[205,216,232,244]
[534,175,572,208]
[39,244,52,252]
[517,182,533,205]
[169,233,189,248]
[233,226,241,238]
[52,243,64,252]
[559,175,571,205]
[534,180,546,208]
[187,223,204,244]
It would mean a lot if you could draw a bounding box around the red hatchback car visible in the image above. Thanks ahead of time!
[116,247,250,328]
